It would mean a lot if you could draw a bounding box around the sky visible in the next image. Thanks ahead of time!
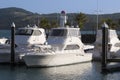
[0,0,120,14]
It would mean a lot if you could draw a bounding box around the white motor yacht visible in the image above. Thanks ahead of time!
[23,27,92,67]
[0,37,9,44]
[15,25,46,46]
[0,25,46,63]
[0,37,10,48]
[88,22,120,60]
[23,11,92,67]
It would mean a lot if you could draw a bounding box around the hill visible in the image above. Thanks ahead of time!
[0,7,120,30]
[0,7,39,29]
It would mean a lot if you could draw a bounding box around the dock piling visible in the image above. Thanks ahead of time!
[102,22,109,72]
[11,22,15,66]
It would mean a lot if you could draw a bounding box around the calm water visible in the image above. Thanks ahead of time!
[1,30,120,80]
[0,62,120,80]
[0,30,11,38]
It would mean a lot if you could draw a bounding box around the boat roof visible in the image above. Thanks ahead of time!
[52,27,80,30]
[18,25,45,32]
[95,29,119,44]
[50,27,80,37]
[96,29,118,38]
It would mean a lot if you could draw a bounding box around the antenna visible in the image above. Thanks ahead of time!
[97,0,98,31]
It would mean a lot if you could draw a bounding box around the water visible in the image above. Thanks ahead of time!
[1,30,120,80]
[0,30,11,38]
[0,62,120,80]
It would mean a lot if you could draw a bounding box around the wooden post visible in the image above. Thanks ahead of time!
[11,22,15,66]
[102,22,108,72]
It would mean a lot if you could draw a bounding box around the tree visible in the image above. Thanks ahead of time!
[75,12,88,28]
[101,18,117,29]
[39,17,50,29]
[117,19,120,29]
[50,20,58,28]
[118,19,120,25]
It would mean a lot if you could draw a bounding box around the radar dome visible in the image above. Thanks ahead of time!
[61,10,66,14]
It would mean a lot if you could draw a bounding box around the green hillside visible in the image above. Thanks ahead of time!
[0,7,120,30]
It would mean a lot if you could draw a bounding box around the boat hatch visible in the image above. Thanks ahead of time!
[32,30,42,36]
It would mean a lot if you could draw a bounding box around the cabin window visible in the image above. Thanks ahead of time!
[64,44,80,50]
[50,29,67,36]
[32,30,42,36]
[114,43,120,47]
[16,29,33,35]
[68,30,79,36]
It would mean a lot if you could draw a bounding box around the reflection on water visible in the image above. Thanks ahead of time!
[0,62,120,80]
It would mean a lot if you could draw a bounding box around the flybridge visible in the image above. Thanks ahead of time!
[15,25,46,45]
[50,27,80,37]
[59,10,67,27]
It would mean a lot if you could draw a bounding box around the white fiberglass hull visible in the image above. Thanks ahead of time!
[23,53,92,67]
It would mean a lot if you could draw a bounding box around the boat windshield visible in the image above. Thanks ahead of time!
[16,29,33,35]
[32,30,42,36]
[50,29,67,36]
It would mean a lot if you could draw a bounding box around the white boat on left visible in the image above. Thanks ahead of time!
[0,37,9,45]
[0,24,46,63]
[0,37,10,54]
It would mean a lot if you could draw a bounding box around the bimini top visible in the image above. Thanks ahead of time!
[50,27,80,37]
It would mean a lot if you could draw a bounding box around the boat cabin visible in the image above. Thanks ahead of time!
[47,27,83,51]
[49,27,80,37]
[15,25,46,45]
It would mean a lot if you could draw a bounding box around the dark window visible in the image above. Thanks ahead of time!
[50,29,67,36]
[16,29,33,35]
[32,30,42,36]
[64,44,80,50]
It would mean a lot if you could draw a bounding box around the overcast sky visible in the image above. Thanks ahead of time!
[0,0,120,14]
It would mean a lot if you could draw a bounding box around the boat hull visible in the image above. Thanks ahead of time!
[23,53,92,67]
